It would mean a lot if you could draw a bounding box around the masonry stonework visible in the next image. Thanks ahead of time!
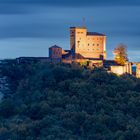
[70,27,106,59]
[136,63,140,78]
[47,26,140,78]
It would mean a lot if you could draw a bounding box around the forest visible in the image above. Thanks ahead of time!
[0,62,140,140]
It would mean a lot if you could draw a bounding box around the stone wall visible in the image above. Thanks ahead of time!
[49,46,62,59]
[70,27,106,59]
[136,63,140,78]
[110,66,126,75]
[110,62,132,75]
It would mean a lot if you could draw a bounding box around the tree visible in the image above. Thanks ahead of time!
[1,62,140,139]
[113,44,128,65]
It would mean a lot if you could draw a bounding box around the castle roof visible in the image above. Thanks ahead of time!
[49,45,62,49]
[87,32,105,36]
[70,27,86,29]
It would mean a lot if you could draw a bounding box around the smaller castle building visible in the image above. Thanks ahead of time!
[49,45,62,62]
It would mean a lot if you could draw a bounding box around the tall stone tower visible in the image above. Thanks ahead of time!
[70,27,106,60]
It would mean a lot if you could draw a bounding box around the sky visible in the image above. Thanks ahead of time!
[0,0,140,61]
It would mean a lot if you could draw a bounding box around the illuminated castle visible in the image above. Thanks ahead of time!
[16,26,140,78]
[48,26,140,78]
[70,27,106,60]
[49,27,106,66]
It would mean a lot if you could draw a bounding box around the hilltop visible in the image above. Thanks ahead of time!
[0,62,140,140]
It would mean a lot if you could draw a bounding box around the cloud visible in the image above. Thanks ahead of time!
[0,13,68,38]
[0,0,140,6]
[0,4,33,14]
[0,1,139,60]
[0,0,140,15]
[0,6,140,39]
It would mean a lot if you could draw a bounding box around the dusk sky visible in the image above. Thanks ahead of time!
[0,0,140,61]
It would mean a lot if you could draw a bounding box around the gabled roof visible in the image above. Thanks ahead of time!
[87,32,105,36]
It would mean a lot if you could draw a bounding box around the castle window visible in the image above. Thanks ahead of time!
[93,44,94,46]
[97,44,99,46]
[88,44,90,46]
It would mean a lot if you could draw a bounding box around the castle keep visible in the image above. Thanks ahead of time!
[70,27,106,59]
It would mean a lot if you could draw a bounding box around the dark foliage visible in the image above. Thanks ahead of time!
[0,62,140,140]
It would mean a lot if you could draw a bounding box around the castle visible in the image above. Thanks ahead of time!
[15,26,140,78]
[48,26,140,78]
[49,27,106,66]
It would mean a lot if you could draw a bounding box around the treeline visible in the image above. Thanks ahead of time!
[0,62,140,140]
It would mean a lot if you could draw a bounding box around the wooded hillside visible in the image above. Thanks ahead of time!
[0,62,140,140]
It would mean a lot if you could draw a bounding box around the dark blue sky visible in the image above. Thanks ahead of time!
[0,0,140,61]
